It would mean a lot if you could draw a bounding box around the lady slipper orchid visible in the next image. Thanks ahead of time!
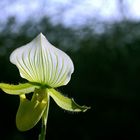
[0,33,90,140]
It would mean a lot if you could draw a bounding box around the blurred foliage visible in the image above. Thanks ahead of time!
[1,17,140,140]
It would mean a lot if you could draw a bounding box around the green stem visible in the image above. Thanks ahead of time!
[39,122,46,140]
[39,93,50,140]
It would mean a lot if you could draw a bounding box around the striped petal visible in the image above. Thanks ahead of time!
[10,33,74,87]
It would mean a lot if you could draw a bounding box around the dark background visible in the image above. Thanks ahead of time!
[1,3,140,140]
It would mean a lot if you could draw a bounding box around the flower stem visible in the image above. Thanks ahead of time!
[39,94,50,140]
[39,122,46,140]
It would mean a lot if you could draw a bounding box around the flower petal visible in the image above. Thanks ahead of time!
[0,83,38,95]
[16,89,49,131]
[48,88,90,112]
[10,33,74,87]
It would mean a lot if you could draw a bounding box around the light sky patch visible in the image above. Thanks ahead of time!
[0,0,140,27]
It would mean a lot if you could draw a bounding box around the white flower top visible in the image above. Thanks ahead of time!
[10,33,74,87]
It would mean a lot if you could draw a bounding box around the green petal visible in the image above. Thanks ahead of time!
[48,88,90,112]
[0,83,38,95]
[16,89,48,131]
[10,33,74,87]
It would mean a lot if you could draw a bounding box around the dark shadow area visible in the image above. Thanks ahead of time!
[1,17,140,140]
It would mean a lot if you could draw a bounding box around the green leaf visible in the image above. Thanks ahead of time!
[0,83,39,95]
[16,89,48,131]
[48,88,90,112]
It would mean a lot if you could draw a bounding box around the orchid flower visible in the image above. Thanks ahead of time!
[0,33,90,140]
